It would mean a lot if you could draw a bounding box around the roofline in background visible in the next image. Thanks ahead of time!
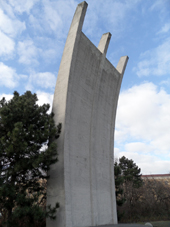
[142,174,170,178]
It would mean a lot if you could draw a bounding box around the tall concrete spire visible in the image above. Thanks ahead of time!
[47,2,128,227]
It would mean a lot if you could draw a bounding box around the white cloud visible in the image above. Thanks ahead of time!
[114,149,170,174]
[34,72,56,88]
[43,1,62,32]
[0,1,15,18]
[125,142,153,154]
[157,23,170,34]
[0,5,25,58]
[0,62,18,88]
[115,82,170,154]
[17,40,38,65]
[115,81,170,174]
[150,0,169,13]
[27,0,140,45]
[28,14,43,32]
[0,90,53,111]
[160,78,170,87]
[7,0,40,14]
[34,36,64,64]
[36,91,53,112]
[0,31,15,56]
[26,72,56,90]
[134,38,170,77]
[102,0,140,25]
[0,9,25,37]
[28,0,77,39]
[0,93,13,101]
[83,0,142,40]
[41,47,61,63]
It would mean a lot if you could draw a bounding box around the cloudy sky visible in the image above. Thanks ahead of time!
[0,0,170,174]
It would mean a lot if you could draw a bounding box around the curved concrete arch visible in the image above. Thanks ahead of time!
[47,2,128,227]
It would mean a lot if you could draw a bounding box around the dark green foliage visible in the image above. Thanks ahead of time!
[114,156,143,221]
[114,162,125,207]
[114,161,126,221]
[118,156,143,188]
[0,91,61,227]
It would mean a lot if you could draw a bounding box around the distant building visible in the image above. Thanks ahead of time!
[142,174,170,185]
[142,174,170,180]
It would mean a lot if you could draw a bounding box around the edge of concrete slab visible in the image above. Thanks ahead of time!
[80,224,145,227]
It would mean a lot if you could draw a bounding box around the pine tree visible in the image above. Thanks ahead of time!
[118,156,143,188]
[114,161,125,206]
[114,156,143,221]
[0,91,61,227]
[114,161,126,221]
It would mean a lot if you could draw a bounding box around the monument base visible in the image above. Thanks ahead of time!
[82,224,145,227]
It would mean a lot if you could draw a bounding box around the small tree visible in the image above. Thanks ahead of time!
[114,162,125,206]
[114,156,143,221]
[0,91,61,227]
[114,161,126,221]
[119,156,143,188]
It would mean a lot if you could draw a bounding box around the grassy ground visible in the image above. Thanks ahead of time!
[139,221,170,227]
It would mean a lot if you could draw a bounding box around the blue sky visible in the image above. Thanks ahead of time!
[0,0,170,174]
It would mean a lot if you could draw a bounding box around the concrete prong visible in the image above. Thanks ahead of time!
[98,32,112,55]
[116,56,129,75]
[70,1,88,35]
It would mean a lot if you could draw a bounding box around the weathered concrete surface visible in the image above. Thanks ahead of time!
[47,1,128,227]
[83,225,144,227]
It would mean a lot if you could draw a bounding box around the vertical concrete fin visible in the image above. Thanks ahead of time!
[48,2,129,226]
[69,1,88,35]
[116,56,129,75]
[98,32,112,55]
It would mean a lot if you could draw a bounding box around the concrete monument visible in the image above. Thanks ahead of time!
[47,1,128,227]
